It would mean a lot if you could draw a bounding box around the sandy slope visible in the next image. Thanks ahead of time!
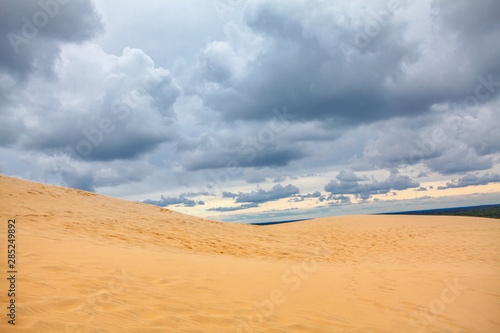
[0,175,499,333]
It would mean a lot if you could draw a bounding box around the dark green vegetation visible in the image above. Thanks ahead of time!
[379,204,500,219]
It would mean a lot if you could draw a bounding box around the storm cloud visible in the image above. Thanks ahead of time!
[217,184,300,204]
[325,170,420,200]
[195,0,500,125]
[0,0,103,76]
[1,0,499,221]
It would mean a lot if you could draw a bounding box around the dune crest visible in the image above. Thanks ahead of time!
[1,175,499,332]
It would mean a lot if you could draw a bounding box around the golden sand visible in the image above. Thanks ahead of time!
[0,175,499,332]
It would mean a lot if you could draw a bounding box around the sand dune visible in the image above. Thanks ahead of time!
[1,175,499,332]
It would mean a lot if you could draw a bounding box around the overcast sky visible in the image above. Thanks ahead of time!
[1,0,499,223]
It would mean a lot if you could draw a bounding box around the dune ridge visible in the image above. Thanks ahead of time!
[1,175,499,332]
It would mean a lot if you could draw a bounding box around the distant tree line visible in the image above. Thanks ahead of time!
[380,204,500,219]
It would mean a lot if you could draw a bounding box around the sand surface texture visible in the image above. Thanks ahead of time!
[1,175,499,332]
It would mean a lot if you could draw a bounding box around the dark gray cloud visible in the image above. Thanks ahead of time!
[302,191,323,199]
[222,183,300,204]
[316,193,353,208]
[0,0,104,150]
[436,0,500,41]
[183,0,500,187]
[223,191,238,198]
[291,191,326,203]
[175,106,305,173]
[142,193,205,208]
[360,105,500,175]
[1,45,180,162]
[329,195,352,205]
[325,170,419,199]
[236,184,300,203]
[32,153,153,193]
[182,145,304,171]
[438,173,500,190]
[336,170,368,182]
[194,0,500,126]
[0,0,180,165]
[52,167,96,192]
[0,0,103,76]
[33,153,98,191]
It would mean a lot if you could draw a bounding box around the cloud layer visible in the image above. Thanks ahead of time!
[1,0,102,76]
[325,170,420,200]
[1,0,499,219]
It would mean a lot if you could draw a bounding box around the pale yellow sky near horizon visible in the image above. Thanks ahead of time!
[173,180,500,222]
